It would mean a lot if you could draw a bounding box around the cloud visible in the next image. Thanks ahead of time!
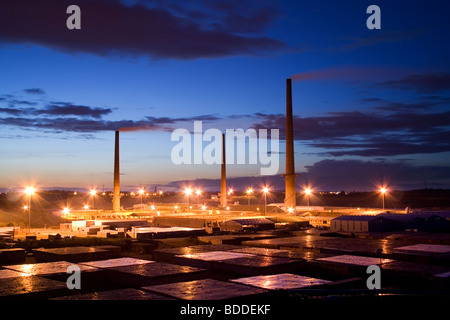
[248,107,450,157]
[372,101,439,112]
[289,68,450,99]
[0,114,221,133]
[311,131,450,157]
[119,114,220,131]
[0,89,223,133]
[0,0,287,60]
[0,107,23,115]
[41,103,112,118]
[253,110,449,138]
[162,159,450,191]
[290,65,407,83]
[0,94,113,119]
[379,72,450,93]
[302,159,450,191]
[23,88,45,95]
[335,30,423,52]
[0,116,171,133]
[2,86,449,158]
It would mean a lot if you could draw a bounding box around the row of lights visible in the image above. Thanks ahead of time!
[22,185,390,226]
[54,186,390,217]
[183,187,271,215]
[74,189,164,196]
[183,187,269,196]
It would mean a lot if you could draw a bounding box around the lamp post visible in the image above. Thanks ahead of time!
[262,187,269,216]
[90,189,96,210]
[196,190,201,205]
[139,188,145,211]
[24,187,35,233]
[304,188,311,208]
[246,188,253,205]
[380,187,387,210]
[185,188,192,210]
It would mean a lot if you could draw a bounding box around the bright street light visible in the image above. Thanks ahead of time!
[196,189,202,204]
[90,189,97,210]
[139,188,145,210]
[246,188,253,205]
[24,187,35,233]
[380,187,388,210]
[262,187,269,216]
[304,188,312,208]
[25,187,35,196]
[185,188,192,209]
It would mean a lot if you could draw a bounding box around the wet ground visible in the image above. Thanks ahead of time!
[1,230,450,301]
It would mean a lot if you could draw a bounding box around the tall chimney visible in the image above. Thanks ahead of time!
[113,130,121,213]
[285,78,297,210]
[220,133,227,207]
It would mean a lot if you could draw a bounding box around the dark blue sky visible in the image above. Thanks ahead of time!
[1,0,449,192]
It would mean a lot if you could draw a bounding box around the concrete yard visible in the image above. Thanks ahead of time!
[33,245,121,263]
[142,279,269,300]
[231,273,331,290]
[51,288,175,300]
[97,262,209,287]
[1,230,450,300]
[0,275,68,299]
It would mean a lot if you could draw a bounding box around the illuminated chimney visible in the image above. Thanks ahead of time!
[220,133,227,207]
[285,78,297,210]
[113,130,121,213]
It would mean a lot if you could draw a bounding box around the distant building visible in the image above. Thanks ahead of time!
[331,211,450,233]
[330,215,398,233]
[70,219,148,236]
[402,211,450,232]
[308,216,334,229]
[220,218,275,232]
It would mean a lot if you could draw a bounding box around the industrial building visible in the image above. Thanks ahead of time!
[220,218,276,232]
[331,211,450,233]
[331,215,398,233]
